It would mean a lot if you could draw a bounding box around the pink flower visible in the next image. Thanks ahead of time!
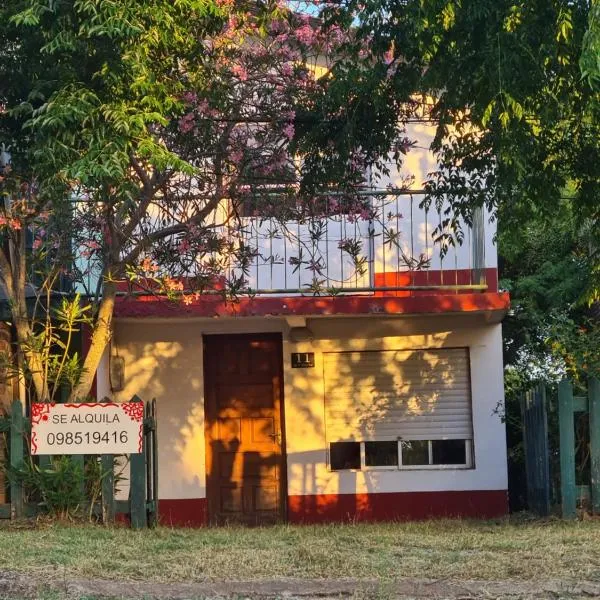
[183,91,198,104]
[295,24,315,45]
[196,99,210,114]
[178,112,195,133]
[32,238,42,250]
[383,48,394,65]
[283,122,295,140]
[225,15,238,32]
[229,149,244,164]
[270,19,287,34]
[231,64,248,81]
[281,63,293,77]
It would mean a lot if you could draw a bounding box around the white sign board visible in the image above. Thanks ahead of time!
[31,402,144,455]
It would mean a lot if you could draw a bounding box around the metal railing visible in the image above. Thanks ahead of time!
[236,192,489,296]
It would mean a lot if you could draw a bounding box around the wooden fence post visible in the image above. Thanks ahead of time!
[101,453,115,524]
[129,396,147,529]
[144,400,158,528]
[521,385,550,516]
[151,398,158,527]
[589,377,600,514]
[10,399,24,519]
[559,379,577,518]
[100,398,115,524]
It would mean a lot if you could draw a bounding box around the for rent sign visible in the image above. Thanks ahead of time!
[31,403,144,455]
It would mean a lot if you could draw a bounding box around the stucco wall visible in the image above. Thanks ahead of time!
[107,315,507,509]
[112,322,206,500]
[283,322,507,497]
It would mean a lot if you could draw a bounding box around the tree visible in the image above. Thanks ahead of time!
[0,0,367,403]
[581,0,600,89]
[323,1,599,230]
[318,0,600,371]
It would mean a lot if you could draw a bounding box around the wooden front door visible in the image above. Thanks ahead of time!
[204,334,286,525]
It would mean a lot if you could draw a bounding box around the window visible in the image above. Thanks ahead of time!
[330,442,361,470]
[365,441,398,467]
[328,439,472,471]
[432,439,467,465]
[323,348,475,472]
[400,439,472,468]
[401,440,429,466]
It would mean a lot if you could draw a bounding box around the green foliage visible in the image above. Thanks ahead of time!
[320,0,600,390]
[581,0,600,89]
[8,456,86,520]
[1,0,224,197]
[499,196,600,382]
[0,0,229,402]
[15,294,92,402]
[6,455,114,522]
[324,1,600,274]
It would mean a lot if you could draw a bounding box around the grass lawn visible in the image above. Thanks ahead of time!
[0,517,599,585]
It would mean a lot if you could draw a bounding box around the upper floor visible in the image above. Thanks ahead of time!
[113,119,509,320]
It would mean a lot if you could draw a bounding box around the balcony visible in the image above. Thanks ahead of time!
[235,191,495,294]
[114,191,509,319]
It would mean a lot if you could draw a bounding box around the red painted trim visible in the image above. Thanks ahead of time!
[114,512,130,526]
[374,268,498,294]
[114,291,509,319]
[288,490,508,523]
[158,498,208,527]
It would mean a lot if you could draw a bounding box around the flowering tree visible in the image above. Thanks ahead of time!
[1,0,417,403]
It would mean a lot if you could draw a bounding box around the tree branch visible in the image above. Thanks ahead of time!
[121,192,225,267]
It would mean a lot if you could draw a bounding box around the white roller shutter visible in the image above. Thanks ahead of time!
[323,348,473,441]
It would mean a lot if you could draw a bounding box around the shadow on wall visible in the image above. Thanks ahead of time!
[290,347,462,498]
[115,323,504,524]
[207,338,486,523]
[114,323,206,501]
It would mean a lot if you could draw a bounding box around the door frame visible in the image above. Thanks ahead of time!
[202,332,288,524]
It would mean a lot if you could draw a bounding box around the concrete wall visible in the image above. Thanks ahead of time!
[106,315,507,520]
[283,321,507,498]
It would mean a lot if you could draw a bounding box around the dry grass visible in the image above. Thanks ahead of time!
[0,517,599,585]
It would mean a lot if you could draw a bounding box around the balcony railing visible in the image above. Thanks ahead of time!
[235,192,492,296]
[74,191,494,301]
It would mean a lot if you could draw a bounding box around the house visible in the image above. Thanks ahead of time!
[96,118,510,527]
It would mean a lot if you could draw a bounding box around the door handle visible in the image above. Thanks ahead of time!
[268,432,281,445]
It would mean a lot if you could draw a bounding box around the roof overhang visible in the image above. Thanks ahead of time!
[114,291,510,322]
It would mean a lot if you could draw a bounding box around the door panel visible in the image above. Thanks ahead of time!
[204,334,285,525]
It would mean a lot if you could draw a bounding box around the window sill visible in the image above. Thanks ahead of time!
[329,465,475,473]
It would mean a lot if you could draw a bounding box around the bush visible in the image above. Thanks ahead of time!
[7,456,109,521]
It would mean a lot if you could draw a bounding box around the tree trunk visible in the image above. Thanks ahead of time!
[69,281,116,402]
[0,242,47,401]
[13,313,47,401]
